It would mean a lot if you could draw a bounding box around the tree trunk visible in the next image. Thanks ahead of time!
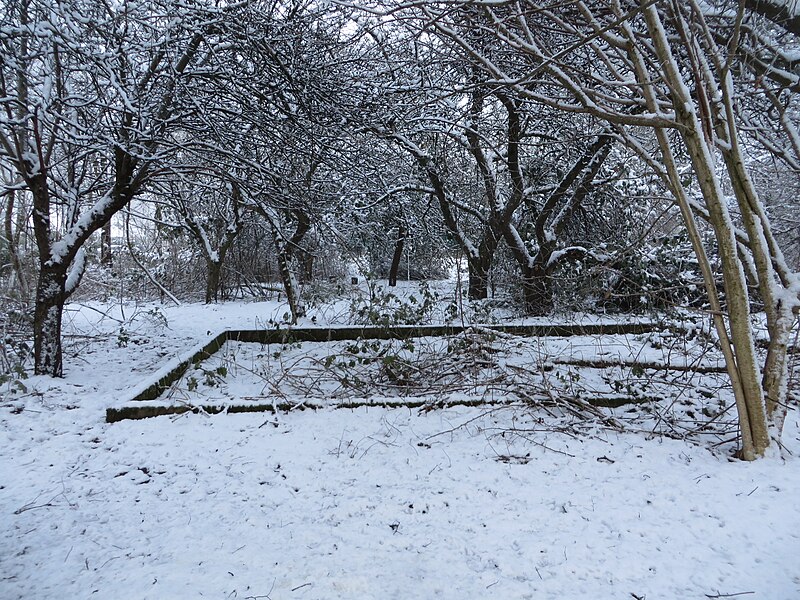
[33,265,66,376]
[205,258,222,304]
[722,148,794,434]
[620,11,763,459]
[714,73,796,434]
[388,224,406,287]
[302,251,314,283]
[275,244,305,323]
[521,265,553,316]
[468,261,489,300]
[100,220,112,266]
[644,5,771,458]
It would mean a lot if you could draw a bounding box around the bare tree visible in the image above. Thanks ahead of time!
[158,171,244,303]
[0,0,233,375]
[361,37,617,311]
[387,0,799,458]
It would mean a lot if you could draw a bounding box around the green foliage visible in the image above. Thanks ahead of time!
[596,233,706,313]
[444,299,460,322]
[117,327,131,348]
[349,281,439,327]
[0,335,29,395]
[115,326,150,347]
[202,366,228,387]
[0,303,32,396]
[318,336,421,390]
[553,366,581,394]
[188,365,228,390]
[607,378,650,399]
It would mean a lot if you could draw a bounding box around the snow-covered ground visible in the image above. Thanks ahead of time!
[2,290,799,599]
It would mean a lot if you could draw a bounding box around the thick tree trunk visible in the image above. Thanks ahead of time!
[388,224,406,287]
[674,103,769,460]
[33,266,66,376]
[468,262,489,300]
[205,258,222,304]
[714,75,796,434]
[267,208,313,288]
[722,148,794,434]
[521,265,553,316]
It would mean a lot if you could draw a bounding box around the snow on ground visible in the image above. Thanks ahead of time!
[2,291,799,599]
[4,406,800,600]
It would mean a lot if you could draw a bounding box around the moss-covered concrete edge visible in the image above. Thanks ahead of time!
[106,394,655,423]
[110,321,661,423]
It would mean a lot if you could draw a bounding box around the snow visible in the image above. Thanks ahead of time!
[191,217,220,263]
[2,294,799,599]
[47,192,115,267]
[546,246,586,269]
[134,331,730,416]
[63,247,86,296]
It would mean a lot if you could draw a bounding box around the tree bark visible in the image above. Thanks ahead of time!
[274,234,305,323]
[388,223,406,287]
[33,265,66,377]
[100,219,112,266]
[286,209,312,283]
[644,4,771,457]
[205,258,222,304]
[256,207,307,324]
[721,135,794,434]
[467,258,490,300]
[521,263,553,316]
[302,252,314,283]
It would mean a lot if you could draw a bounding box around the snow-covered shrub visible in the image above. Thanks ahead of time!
[596,234,707,312]
[349,281,440,326]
